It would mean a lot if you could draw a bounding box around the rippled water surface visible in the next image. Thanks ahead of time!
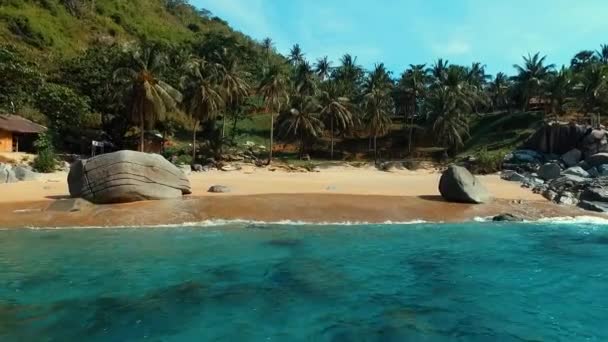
[1,222,608,341]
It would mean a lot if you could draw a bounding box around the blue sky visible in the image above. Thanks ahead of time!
[194,0,608,76]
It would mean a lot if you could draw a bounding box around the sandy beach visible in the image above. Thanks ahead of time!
[0,165,597,228]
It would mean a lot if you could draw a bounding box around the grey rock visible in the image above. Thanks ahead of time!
[578,200,608,213]
[580,187,608,202]
[13,166,40,181]
[0,164,17,184]
[68,150,191,204]
[588,167,600,178]
[522,177,544,188]
[501,170,527,182]
[542,189,558,202]
[586,153,608,168]
[563,166,590,178]
[511,150,543,163]
[538,163,561,181]
[493,213,524,222]
[208,185,231,193]
[577,160,591,170]
[438,165,491,204]
[561,148,582,167]
[192,164,203,172]
[598,164,608,176]
[178,164,192,176]
[557,191,578,205]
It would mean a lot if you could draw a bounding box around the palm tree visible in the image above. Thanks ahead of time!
[396,64,428,152]
[597,44,608,64]
[427,87,471,153]
[259,64,289,163]
[261,37,274,71]
[288,44,305,65]
[114,44,183,152]
[315,56,332,81]
[466,62,490,89]
[219,58,250,137]
[334,54,364,99]
[430,58,449,85]
[318,82,355,159]
[180,58,224,160]
[546,67,572,115]
[571,50,598,72]
[513,52,555,111]
[488,72,510,111]
[294,61,317,97]
[573,63,608,126]
[277,97,324,158]
[363,64,394,162]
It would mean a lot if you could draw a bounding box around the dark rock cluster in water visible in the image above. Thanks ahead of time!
[501,125,608,213]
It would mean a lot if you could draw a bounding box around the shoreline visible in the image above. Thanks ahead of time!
[0,167,602,228]
[0,193,599,229]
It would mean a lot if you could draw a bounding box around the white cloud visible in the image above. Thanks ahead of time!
[432,39,471,56]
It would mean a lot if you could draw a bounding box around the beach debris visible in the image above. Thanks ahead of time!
[68,150,191,204]
[438,165,491,204]
[492,213,524,222]
[208,185,231,193]
[538,163,561,181]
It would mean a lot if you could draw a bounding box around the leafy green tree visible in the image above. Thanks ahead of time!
[430,58,450,84]
[597,44,608,64]
[333,54,364,100]
[32,131,58,173]
[181,58,225,160]
[0,45,43,113]
[571,50,598,72]
[114,44,183,152]
[36,83,91,143]
[277,97,324,159]
[259,63,290,163]
[512,53,555,111]
[318,82,355,159]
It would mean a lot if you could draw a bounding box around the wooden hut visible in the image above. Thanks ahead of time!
[0,114,47,152]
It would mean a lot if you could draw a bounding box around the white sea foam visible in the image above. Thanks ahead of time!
[10,216,608,230]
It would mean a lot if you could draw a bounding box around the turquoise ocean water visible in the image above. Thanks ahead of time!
[1,221,607,341]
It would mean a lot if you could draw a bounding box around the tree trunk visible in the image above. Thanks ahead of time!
[330,115,334,160]
[268,113,274,165]
[408,95,416,154]
[231,113,239,142]
[139,111,145,152]
[299,130,304,159]
[222,115,226,138]
[373,135,378,164]
[192,120,199,162]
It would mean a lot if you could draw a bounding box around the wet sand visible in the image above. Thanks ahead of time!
[0,194,596,229]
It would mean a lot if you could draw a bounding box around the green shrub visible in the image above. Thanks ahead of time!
[472,148,508,174]
[32,132,57,173]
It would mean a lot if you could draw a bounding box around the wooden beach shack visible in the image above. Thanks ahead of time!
[0,114,47,152]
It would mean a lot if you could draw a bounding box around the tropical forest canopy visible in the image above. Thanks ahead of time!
[1,0,608,164]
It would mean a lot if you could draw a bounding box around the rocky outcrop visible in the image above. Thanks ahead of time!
[439,165,491,204]
[561,148,582,167]
[68,150,191,204]
[13,166,40,181]
[492,213,523,222]
[523,122,608,157]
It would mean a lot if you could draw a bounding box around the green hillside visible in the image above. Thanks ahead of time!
[0,0,254,63]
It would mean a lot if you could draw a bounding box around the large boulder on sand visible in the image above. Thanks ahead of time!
[68,150,191,204]
[538,163,561,181]
[439,165,491,204]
